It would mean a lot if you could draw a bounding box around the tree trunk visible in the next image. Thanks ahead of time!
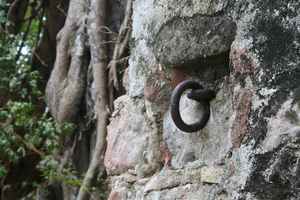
[43,0,300,200]
[76,0,109,199]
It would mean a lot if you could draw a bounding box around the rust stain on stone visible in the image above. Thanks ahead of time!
[144,66,189,103]
[144,64,168,103]
[170,67,188,88]
[144,82,160,102]
[231,89,252,148]
[107,191,122,200]
[230,48,256,75]
[160,142,172,168]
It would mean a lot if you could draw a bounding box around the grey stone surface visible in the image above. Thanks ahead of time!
[104,95,158,175]
[201,166,224,184]
[143,168,202,193]
[128,41,155,97]
[153,15,236,66]
[163,84,233,168]
[143,184,217,200]
[107,0,300,199]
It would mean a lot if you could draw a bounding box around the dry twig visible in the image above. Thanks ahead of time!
[107,0,133,110]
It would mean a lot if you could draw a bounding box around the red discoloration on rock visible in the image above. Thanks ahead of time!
[104,96,150,175]
[144,65,189,103]
[230,48,256,75]
[160,142,172,167]
[144,64,168,103]
[105,138,125,171]
[231,89,252,148]
[144,82,161,102]
[107,191,122,200]
[170,68,189,88]
[104,130,132,174]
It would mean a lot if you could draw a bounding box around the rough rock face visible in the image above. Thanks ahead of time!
[104,95,161,176]
[153,15,236,66]
[105,0,300,199]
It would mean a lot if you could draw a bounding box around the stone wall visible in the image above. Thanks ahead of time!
[104,0,300,199]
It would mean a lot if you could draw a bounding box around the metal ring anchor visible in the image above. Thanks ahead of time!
[170,80,216,132]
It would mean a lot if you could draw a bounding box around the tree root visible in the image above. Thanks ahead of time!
[46,0,88,124]
[45,0,134,199]
[76,0,109,199]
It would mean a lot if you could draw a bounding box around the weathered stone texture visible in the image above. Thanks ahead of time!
[231,89,252,148]
[104,95,154,175]
[163,85,233,168]
[106,0,300,199]
[153,15,236,66]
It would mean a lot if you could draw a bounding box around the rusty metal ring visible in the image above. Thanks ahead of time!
[170,80,215,133]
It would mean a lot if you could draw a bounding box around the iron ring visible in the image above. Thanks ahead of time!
[170,80,215,133]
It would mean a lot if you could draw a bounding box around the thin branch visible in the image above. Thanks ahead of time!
[107,0,133,110]
[35,7,44,47]
[109,0,133,88]
[98,26,117,35]
[117,28,131,58]
[14,131,45,157]
[33,51,48,67]
[15,17,33,61]
[21,1,43,22]
[57,5,67,17]
[1,118,45,156]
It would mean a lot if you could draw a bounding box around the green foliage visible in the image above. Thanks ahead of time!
[0,35,17,92]
[0,101,75,164]
[0,0,7,24]
[0,1,75,189]
[0,62,75,194]
[0,1,86,199]
[38,156,82,187]
[9,64,42,98]
[0,164,7,177]
[0,33,41,100]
